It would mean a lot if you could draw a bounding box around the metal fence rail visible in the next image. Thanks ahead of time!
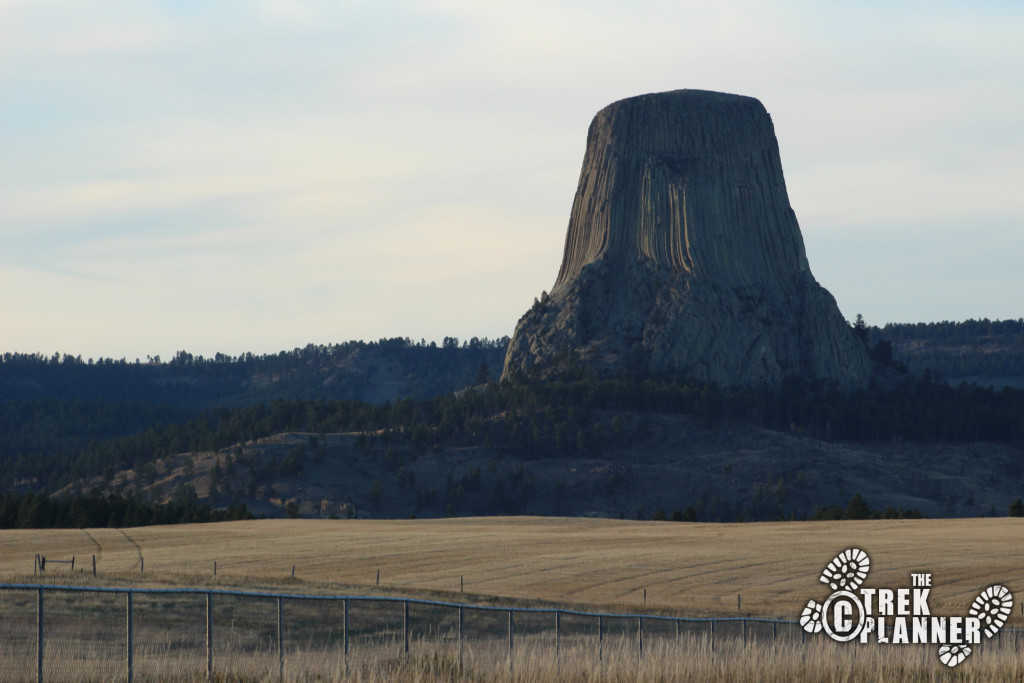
[2,583,1018,682]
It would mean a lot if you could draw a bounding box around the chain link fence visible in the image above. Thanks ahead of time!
[6,583,1020,682]
[0,583,809,681]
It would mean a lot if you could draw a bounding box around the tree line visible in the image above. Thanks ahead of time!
[869,318,1024,380]
[0,337,509,407]
[877,318,1024,341]
[0,489,254,529]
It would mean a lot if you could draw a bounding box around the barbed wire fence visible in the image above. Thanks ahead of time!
[2,583,1021,682]
[0,582,808,682]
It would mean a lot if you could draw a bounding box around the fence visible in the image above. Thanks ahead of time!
[3,584,1022,682]
[0,582,807,682]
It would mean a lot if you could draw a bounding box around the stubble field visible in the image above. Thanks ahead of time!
[2,517,1023,681]
[2,516,1022,619]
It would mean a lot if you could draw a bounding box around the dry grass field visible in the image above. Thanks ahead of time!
[321,637,1024,683]
[2,516,1022,622]
[4,517,1024,681]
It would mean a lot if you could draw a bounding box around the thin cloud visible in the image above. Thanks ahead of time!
[2,1,1022,359]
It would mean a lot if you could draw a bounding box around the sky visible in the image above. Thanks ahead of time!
[2,1,1022,362]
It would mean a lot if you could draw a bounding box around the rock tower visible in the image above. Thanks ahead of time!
[502,89,873,388]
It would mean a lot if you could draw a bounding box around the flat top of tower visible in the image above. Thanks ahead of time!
[597,89,766,117]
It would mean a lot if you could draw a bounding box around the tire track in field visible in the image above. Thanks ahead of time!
[82,530,103,561]
[118,529,144,570]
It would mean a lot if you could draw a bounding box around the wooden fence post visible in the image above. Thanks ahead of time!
[92,554,96,578]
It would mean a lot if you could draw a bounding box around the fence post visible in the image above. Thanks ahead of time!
[36,587,43,683]
[508,610,514,675]
[92,554,96,578]
[458,605,464,669]
[277,596,284,681]
[126,591,134,683]
[742,618,747,645]
[598,614,603,662]
[638,617,643,660]
[206,592,213,681]
[711,619,715,653]
[404,600,410,658]
[676,618,680,641]
[555,610,561,675]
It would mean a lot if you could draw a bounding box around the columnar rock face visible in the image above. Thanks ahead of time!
[502,89,874,388]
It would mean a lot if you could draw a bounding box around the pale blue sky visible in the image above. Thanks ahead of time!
[2,0,1022,360]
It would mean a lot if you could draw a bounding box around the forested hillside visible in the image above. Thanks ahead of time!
[4,372,1023,516]
[2,324,1023,525]
[0,337,508,408]
[870,318,1024,387]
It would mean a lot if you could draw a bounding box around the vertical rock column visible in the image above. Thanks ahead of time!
[503,89,873,389]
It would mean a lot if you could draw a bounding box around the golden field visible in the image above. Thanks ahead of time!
[2,516,1022,622]
[3,517,1024,681]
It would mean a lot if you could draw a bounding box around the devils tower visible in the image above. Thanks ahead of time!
[502,89,874,388]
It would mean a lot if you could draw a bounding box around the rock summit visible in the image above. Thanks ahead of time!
[502,89,873,388]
